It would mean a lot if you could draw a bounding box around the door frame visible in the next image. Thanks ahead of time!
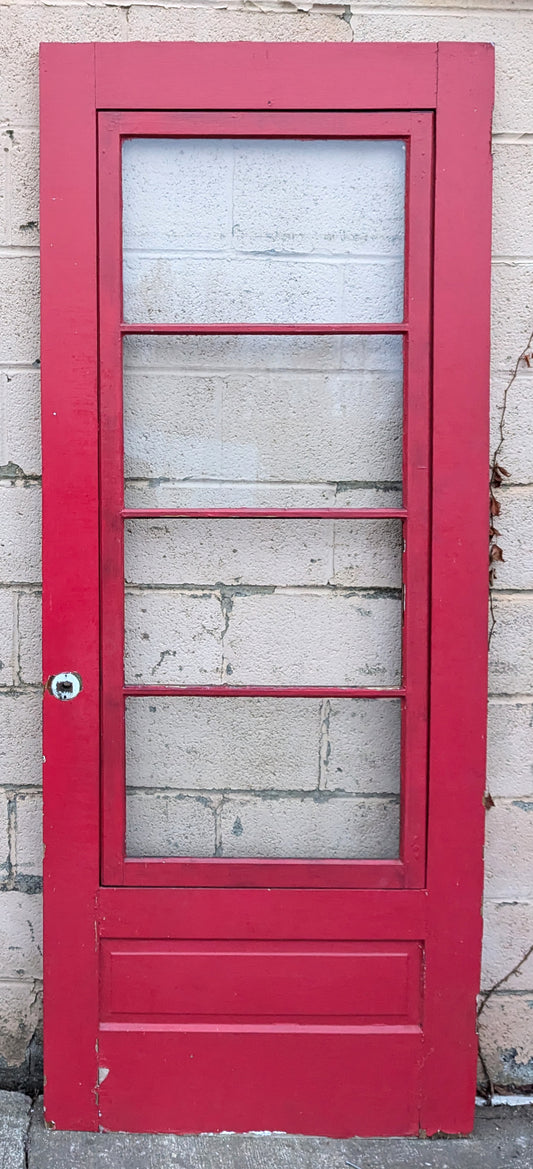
[40,41,493,1134]
[98,107,432,891]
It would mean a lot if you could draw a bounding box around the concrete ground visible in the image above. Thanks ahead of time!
[1,1092,532,1169]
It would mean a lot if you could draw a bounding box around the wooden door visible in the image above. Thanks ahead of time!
[40,41,493,1136]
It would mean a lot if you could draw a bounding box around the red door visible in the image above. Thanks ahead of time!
[40,42,493,1136]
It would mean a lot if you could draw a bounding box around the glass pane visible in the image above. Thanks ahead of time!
[123,333,403,508]
[125,697,401,858]
[124,518,402,687]
[122,138,405,323]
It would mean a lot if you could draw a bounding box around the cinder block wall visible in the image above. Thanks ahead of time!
[0,0,532,1094]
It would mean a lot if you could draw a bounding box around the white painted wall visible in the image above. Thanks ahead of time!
[0,0,531,1093]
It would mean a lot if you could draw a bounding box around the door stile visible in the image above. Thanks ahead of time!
[422,42,494,1134]
[40,44,100,1131]
[400,114,433,885]
[99,114,127,886]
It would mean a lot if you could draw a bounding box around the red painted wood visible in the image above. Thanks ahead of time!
[122,322,407,335]
[101,941,421,1023]
[97,887,429,940]
[114,109,420,140]
[99,106,431,892]
[399,114,433,885]
[121,857,406,891]
[421,42,494,1137]
[122,508,407,519]
[99,115,127,886]
[40,43,100,1131]
[95,42,438,113]
[41,41,493,1136]
[97,1028,423,1137]
[123,686,405,698]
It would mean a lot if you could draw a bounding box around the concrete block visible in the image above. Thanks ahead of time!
[0,692,42,788]
[123,253,402,326]
[0,892,42,979]
[125,481,339,511]
[13,793,42,879]
[0,6,125,124]
[487,701,533,798]
[0,984,41,1070]
[221,371,403,484]
[0,791,9,885]
[220,794,400,858]
[125,367,402,486]
[340,333,403,372]
[225,591,401,687]
[122,253,342,324]
[333,519,402,588]
[123,137,233,252]
[17,593,40,685]
[124,371,223,482]
[490,370,533,486]
[126,696,320,792]
[484,799,533,899]
[323,698,401,793]
[489,596,533,695]
[492,144,533,257]
[125,518,402,590]
[350,11,533,134]
[232,138,404,256]
[8,129,39,246]
[335,486,402,509]
[0,257,39,365]
[124,330,402,374]
[342,259,403,322]
[124,6,352,45]
[123,331,403,486]
[478,993,533,1087]
[123,330,342,372]
[481,900,533,990]
[490,489,533,590]
[126,791,216,858]
[491,264,533,375]
[124,590,224,685]
[125,519,334,588]
[0,591,15,686]
[0,370,41,478]
[0,485,40,584]
[0,1089,31,1168]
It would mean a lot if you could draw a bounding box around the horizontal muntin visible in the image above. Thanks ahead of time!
[120,322,408,335]
[123,686,406,698]
[122,508,407,520]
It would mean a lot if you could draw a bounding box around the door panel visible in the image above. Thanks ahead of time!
[98,1029,423,1137]
[101,940,421,1021]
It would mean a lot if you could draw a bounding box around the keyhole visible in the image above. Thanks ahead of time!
[56,680,73,696]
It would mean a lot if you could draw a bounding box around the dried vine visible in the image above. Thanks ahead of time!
[489,328,533,645]
[479,329,533,1101]
[477,941,533,1102]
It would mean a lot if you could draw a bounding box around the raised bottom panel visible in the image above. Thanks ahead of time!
[97,1027,423,1136]
[100,940,422,1025]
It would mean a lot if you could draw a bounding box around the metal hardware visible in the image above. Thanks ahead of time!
[48,672,82,701]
